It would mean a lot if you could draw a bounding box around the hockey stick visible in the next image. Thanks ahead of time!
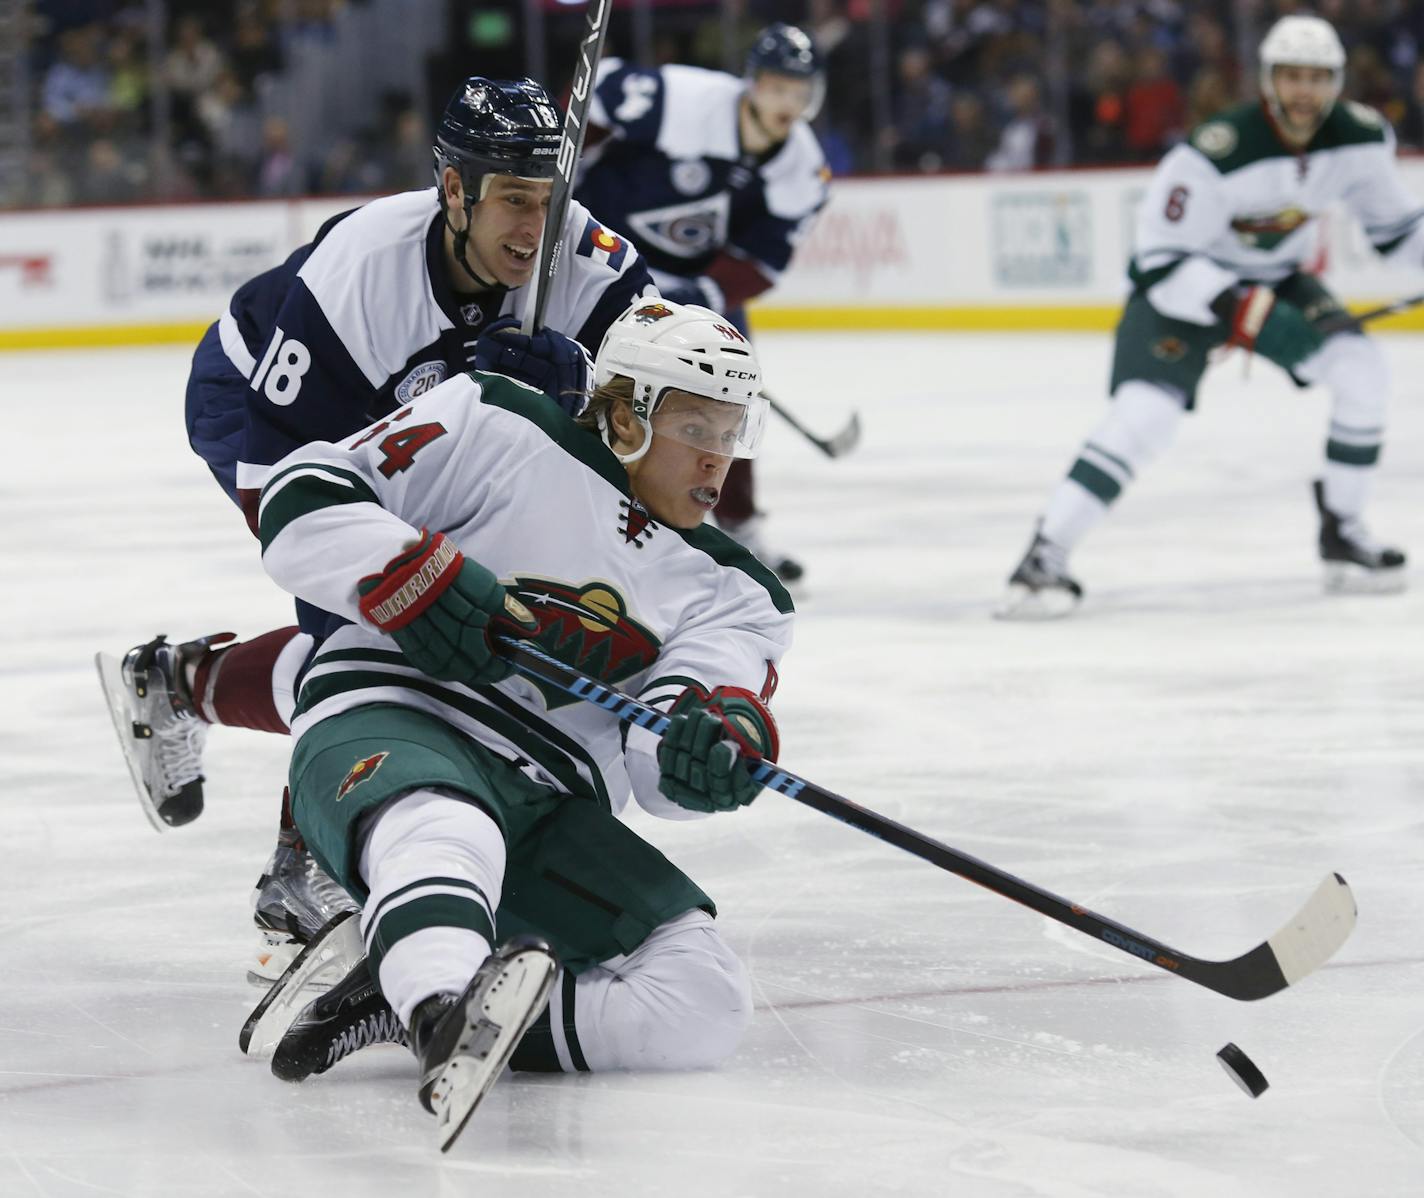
[495,634,1357,1001]
[1316,291,1424,336]
[522,0,613,335]
[767,392,862,458]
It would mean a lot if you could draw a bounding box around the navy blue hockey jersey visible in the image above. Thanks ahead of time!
[577,61,827,284]
[208,187,651,515]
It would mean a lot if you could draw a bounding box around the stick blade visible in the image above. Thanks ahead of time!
[821,411,862,457]
[1266,871,1357,986]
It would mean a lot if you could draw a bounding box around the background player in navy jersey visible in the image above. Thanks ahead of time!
[577,22,829,583]
[96,77,655,980]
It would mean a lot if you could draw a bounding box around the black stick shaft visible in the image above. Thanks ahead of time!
[523,0,613,335]
[494,635,1310,1001]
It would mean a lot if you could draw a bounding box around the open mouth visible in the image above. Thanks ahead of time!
[691,486,719,509]
[503,243,536,265]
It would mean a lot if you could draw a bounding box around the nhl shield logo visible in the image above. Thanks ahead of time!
[336,751,389,801]
[671,158,712,196]
[395,361,447,404]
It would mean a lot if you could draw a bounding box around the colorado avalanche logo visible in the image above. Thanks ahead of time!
[395,361,447,403]
[504,577,661,708]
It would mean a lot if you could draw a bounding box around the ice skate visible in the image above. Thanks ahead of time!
[269,954,406,1081]
[240,910,364,1059]
[996,531,1083,619]
[414,936,558,1152]
[250,795,360,986]
[1314,480,1407,594]
[94,632,230,830]
[718,514,805,584]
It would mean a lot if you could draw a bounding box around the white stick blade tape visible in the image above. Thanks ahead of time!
[1266,873,1357,985]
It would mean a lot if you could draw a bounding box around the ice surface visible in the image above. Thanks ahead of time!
[2,332,1422,1196]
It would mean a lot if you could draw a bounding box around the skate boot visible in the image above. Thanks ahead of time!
[718,514,805,584]
[270,954,407,1081]
[996,530,1083,619]
[413,936,558,1152]
[94,632,232,830]
[240,911,364,1059]
[250,792,360,986]
[1314,480,1407,593]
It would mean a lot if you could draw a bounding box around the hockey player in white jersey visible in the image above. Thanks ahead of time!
[1000,14,1414,619]
[576,23,829,582]
[246,298,791,1148]
[96,77,655,976]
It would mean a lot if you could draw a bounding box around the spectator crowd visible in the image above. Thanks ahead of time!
[11,0,1424,210]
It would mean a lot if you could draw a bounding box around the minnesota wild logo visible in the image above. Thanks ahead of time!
[504,578,661,708]
[336,751,389,801]
[1231,207,1310,250]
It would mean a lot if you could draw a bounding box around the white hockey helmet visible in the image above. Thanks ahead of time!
[593,298,769,464]
[1259,15,1345,122]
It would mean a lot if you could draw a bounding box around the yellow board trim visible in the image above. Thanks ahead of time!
[3,303,1424,352]
[0,320,212,351]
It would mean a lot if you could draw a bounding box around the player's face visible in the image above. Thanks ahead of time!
[618,390,741,528]
[466,176,553,286]
[748,72,816,140]
[1271,65,1336,139]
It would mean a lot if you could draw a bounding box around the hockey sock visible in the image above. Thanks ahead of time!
[1041,381,1185,551]
[192,626,310,732]
[510,909,750,1073]
[713,458,756,526]
[1298,334,1388,521]
[357,790,505,1027]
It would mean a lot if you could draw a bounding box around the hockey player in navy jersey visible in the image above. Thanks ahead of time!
[96,77,655,977]
[576,22,829,583]
[246,297,791,1148]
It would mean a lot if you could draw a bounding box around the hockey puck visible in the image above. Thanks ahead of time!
[1216,1042,1268,1098]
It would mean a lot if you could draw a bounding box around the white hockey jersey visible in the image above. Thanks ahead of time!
[1132,100,1424,325]
[257,372,794,819]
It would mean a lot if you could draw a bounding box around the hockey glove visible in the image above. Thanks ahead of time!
[357,529,536,686]
[1224,287,1324,372]
[657,685,780,813]
[473,316,592,416]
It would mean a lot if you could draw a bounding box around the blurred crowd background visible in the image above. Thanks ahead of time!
[5,0,1424,210]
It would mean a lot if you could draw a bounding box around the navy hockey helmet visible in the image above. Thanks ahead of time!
[433,76,562,201]
[744,24,825,119]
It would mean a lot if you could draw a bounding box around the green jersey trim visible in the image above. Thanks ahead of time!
[676,522,795,614]
[259,464,380,553]
[468,370,633,495]
[296,652,609,807]
[1189,100,1387,177]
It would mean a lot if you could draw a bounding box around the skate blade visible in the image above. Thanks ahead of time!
[1324,562,1408,595]
[94,652,168,833]
[993,583,1080,621]
[240,911,362,1058]
[247,928,309,989]
[433,947,557,1153]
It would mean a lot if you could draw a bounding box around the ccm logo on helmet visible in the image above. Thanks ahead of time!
[724,368,758,380]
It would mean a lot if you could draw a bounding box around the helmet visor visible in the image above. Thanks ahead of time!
[650,389,769,460]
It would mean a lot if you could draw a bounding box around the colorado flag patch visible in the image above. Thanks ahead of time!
[576,218,629,270]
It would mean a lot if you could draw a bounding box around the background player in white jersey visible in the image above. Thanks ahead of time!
[576,23,829,582]
[96,78,655,973]
[999,15,1416,619]
[248,298,791,1147]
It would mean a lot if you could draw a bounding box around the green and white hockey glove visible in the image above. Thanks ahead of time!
[1224,286,1324,371]
[357,529,535,686]
[657,685,780,813]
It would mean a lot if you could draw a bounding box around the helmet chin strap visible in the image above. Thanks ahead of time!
[440,177,500,291]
